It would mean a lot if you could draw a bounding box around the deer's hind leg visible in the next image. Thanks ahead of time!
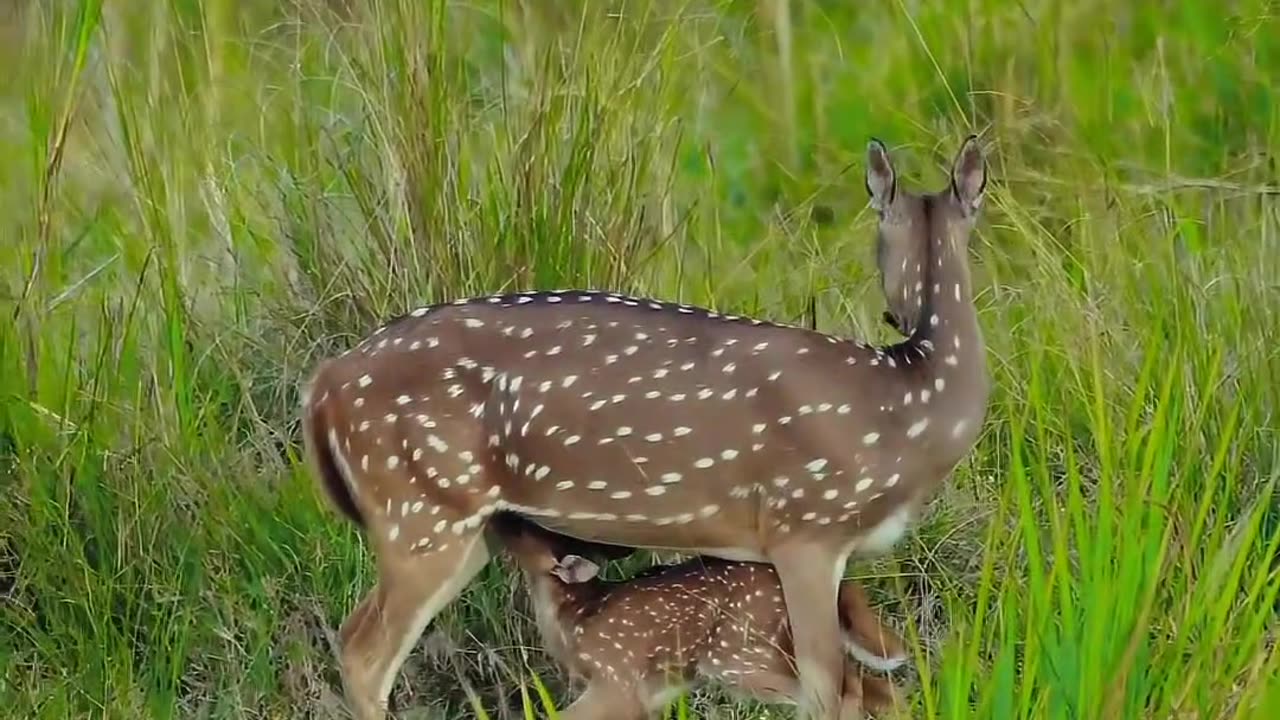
[338,529,492,720]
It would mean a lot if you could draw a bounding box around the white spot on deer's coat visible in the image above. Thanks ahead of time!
[855,477,874,492]
[358,374,372,388]
[935,377,947,391]
[805,459,828,473]
[694,457,715,469]
[907,419,930,438]
[862,432,880,446]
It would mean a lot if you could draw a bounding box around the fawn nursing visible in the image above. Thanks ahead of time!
[491,512,905,719]
[301,137,990,719]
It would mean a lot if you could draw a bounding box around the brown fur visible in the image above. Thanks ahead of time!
[301,138,989,719]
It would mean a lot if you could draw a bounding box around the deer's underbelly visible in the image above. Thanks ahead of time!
[517,512,766,560]
[854,505,913,556]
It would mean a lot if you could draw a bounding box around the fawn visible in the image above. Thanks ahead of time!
[491,512,906,719]
[301,137,990,719]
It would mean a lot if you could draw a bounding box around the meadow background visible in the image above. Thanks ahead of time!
[2,0,1278,718]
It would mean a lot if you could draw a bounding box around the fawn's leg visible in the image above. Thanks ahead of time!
[558,682,649,720]
[770,541,848,720]
[837,665,870,720]
[338,530,491,720]
[857,670,902,717]
[730,669,803,707]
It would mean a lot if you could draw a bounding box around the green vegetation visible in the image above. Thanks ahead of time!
[2,0,1277,718]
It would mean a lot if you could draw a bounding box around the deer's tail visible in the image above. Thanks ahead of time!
[300,364,366,529]
[838,581,908,672]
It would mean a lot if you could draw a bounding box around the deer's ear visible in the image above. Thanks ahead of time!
[866,138,896,213]
[551,554,600,584]
[950,135,987,216]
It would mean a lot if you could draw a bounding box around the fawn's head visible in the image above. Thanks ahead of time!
[866,135,988,336]
[491,512,628,577]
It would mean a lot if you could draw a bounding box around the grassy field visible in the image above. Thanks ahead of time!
[2,0,1279,718]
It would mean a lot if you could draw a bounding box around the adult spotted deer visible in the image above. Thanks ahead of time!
[301,136,990,720]
[490,512,906,719]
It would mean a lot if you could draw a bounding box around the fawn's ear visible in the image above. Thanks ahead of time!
[950,134,987,216]
[865,138,896,213]
[551,554,600,584]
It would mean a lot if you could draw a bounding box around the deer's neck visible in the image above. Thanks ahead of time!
[910,235,981,346]
[889,232,989,454]
[528,576,602,666]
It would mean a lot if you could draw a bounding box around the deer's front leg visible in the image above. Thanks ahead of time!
[771,541,848,720]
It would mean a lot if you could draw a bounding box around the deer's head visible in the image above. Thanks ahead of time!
[866,135,988,336]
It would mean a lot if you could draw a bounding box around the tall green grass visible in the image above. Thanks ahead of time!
[2,0,1277,718]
